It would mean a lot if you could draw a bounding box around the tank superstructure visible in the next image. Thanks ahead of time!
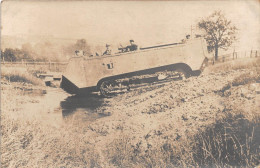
[61,37,210,96]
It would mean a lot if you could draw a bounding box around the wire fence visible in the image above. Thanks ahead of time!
[1,61,68,72]
[208,50,259,65]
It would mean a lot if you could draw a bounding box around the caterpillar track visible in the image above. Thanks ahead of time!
[99,69,188,97]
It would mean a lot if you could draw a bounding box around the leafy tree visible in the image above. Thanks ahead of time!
[1,50,4,61]
[3,48,17,62]
[2,47,34,62]
[198,11,237,60]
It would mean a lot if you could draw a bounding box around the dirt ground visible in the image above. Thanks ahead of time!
[93,68,260,151]
[1,59,260,167]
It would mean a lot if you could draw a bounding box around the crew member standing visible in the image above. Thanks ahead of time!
[103,44,112,55]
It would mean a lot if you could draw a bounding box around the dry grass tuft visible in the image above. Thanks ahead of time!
[192,113,260,167]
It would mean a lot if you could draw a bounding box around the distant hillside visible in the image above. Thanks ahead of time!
[1,35,76,50]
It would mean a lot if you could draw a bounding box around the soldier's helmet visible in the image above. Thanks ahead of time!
[106,44,110,47]
[130,40,134,43]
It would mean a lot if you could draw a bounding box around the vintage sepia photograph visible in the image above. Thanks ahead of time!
[1,0,260,167]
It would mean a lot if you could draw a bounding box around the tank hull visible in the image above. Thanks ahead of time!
[61,38,210,94]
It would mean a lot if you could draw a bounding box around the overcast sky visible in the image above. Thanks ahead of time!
[1,0,260,50]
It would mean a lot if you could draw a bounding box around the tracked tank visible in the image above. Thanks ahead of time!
[61,37,210,97]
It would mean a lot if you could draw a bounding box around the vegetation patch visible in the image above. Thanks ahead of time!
[1,67,43,85]
[192,113,260,167]
[204,57,260,74]
[232,72,260,86]
[217,70,259,96]
[107,113,260,167]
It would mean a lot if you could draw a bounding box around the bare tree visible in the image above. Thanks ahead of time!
[198,11,237,60]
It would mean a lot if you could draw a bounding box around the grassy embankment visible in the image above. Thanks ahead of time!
[106,58,260,167]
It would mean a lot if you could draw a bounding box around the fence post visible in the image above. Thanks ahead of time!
[222,56,225,62]
[250,50,252,58]
[22,59,25,67]
[55,63,58,71]
[256,51,258,58]
[49,61,51,71]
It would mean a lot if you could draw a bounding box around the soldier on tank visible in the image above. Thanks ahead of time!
[103,44,112,55]
[127,40,138,51]
[182,35,191,43]
[75,50,80,56]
